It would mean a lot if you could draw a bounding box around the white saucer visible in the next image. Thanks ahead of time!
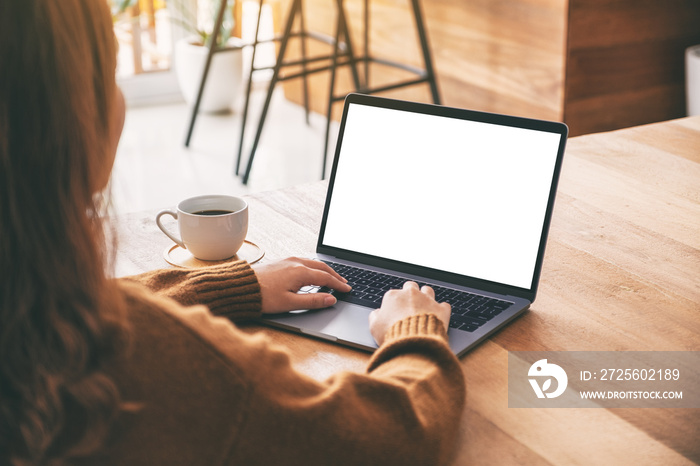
[164,240,264,269]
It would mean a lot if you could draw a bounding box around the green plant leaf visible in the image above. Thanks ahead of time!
[113,0,139,15]
[169,0,236,49]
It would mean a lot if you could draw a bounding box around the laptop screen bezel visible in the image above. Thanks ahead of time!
[316,93,568,302]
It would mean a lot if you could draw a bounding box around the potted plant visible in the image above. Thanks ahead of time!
[114,0,244,113]
[171,0,244,113]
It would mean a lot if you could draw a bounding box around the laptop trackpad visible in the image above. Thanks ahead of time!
[264,301,378,351]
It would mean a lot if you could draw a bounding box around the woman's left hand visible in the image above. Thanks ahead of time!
[253,257,351,314]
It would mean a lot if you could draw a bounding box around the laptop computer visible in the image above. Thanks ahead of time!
[263,93,568,357]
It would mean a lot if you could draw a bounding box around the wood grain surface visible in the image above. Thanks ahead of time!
[113,117,700,464]
[273,0,700,136]
[563,0,700,136]
[275,0,566,122]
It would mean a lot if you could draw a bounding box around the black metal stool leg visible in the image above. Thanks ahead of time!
[336,0,363,91]
[194,0,439,184]
[242,0,302,185]
[322,6,344,179]
[184,0,228,147]
[299,0,311,125]
[410,0,440,104]
[321,0,364,178]
[363,0,370,86]
[236,0,265,175]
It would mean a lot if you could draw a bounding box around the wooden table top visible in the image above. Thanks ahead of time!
[113,116,700,465]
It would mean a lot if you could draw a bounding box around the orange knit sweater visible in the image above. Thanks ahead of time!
[80,261,465,465]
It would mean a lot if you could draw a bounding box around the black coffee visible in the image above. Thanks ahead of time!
[193,209,233,216]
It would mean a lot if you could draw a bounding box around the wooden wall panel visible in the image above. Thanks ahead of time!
[426,0,567,119]
[280,0,567,122]
[278,0,700,136]
[563,0,700,135]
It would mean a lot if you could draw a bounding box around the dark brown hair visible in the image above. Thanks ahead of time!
[0,0,128,463]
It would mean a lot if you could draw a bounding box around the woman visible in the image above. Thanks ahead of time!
[0,1,465,464]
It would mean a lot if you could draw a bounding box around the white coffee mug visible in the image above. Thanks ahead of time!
[156,195,248,261]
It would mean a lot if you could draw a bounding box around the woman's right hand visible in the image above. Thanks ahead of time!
[369,281,452,346]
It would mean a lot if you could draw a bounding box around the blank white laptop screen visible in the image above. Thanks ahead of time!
[321,103,563,290]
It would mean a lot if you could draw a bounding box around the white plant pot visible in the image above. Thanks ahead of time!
[174,36,243,113]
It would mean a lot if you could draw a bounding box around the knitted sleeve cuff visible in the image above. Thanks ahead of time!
[383,313,448,344]
[123,260,262,320]
[367,314,451,372]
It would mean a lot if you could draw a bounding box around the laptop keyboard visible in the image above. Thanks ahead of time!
[298,261,513,332]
